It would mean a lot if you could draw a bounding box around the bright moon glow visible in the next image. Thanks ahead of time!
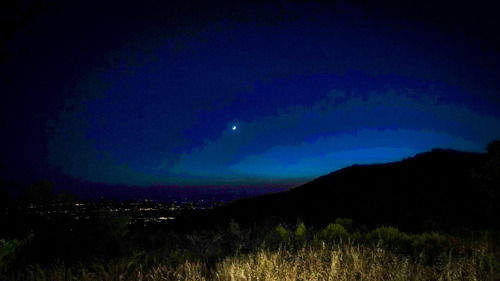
[232,125,237,131]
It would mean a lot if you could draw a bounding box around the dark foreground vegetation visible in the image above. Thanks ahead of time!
[1,218,499,280]
[1,141,499,280]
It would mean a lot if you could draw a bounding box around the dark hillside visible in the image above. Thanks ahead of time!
[182,149,498,232]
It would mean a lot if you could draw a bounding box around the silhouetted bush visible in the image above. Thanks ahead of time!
[0,239,20,274]
[294,222,307,243]
[334,217,354,232]
[3,211,499,280]
[317,223,349,243]
[366,226,410,251]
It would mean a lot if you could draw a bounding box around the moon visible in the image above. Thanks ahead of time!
[232,125,237,131]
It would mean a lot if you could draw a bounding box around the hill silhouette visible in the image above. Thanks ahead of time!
[181,147,499,232]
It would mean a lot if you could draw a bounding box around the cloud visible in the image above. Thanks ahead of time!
[169,87,500,180]
[47,86,162,186]
[229,129,483,179]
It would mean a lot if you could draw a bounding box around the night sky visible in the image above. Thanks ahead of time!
[2,1,500,193]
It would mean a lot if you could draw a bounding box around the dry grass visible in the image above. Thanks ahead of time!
[16,243,492,281]
[213,244,486,281]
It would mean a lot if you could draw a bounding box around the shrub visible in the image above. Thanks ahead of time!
[408,232,454,263]
[0,239,20,274]
[318,223,349,243]
[275,225,290,244]
[260,225,290,249]
[366,226,411,252]
[335,218,354,232]
[294,223,307,243]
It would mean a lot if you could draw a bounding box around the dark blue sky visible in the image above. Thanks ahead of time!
[2,0,500,191]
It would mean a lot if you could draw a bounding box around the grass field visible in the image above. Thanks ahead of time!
[2,221,499,280]
[12,241,496,281]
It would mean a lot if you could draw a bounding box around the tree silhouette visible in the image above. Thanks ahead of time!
[24,180,55,204]
[22,180,75,205]
[471,140,500,225]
